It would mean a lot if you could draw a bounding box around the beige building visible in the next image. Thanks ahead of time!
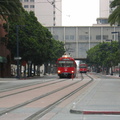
[48,26,120,59]
[97,0,114,25]
[20,0,62,26]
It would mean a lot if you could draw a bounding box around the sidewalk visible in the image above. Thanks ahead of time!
[0,77,18,81]
[101,71,120,77]
[70,73,120,116]
[103,73,120,79]
[0,74,45,81]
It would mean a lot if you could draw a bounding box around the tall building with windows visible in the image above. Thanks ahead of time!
[97,0,113,25]
[20,0,62,26]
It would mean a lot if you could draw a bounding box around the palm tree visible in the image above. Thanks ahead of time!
[108,0,120,26]
[0,0,24,21]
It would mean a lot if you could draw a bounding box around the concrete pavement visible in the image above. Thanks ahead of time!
[70,73,120,116]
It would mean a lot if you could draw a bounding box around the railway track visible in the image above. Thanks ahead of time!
[0,79,72,99]
[0,78,58,93]
[0,73,93,120]
[25,74,93,120]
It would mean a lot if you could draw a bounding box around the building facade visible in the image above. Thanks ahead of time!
[99,0,113,18]
[0,19,11,77]
[20,0,62,26]
[97,0,113,25]
[48,26,120,59]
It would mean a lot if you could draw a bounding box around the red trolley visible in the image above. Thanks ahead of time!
[56,54,77,78]
[79,63,87,73]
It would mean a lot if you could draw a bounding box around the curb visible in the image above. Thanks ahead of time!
[70,109,120,115]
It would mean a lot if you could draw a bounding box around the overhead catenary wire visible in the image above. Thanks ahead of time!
[46,0,62,13]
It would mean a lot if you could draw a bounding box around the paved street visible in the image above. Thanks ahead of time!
[51,73,120,120]
[0,73,120,120]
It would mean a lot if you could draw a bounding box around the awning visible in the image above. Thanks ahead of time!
[0,56,7,63]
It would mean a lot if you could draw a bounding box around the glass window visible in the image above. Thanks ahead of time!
[58,61,74,67]
[80,64,87,68]
[24,5,29,8]
[65,35,69,40]
[65,35,75,40]
[96,35,108,40]
[30,5,34,8]
[70,35,74,40]
[30,0,34,2]
[103,35,108,40]
[79,35,89,40]
[80,66,87,68]
[24,0,29,2]
[96,35,101,40]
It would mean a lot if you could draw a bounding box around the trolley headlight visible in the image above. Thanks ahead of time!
[58,70,61,73]
[71,71,74,73]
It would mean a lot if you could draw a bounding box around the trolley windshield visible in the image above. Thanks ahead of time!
[57,60,74,67]
[80,66,87,68]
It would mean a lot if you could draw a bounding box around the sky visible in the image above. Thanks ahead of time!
[62,0,100,26]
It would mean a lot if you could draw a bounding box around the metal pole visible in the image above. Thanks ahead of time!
[118,32,120,77]
[88,27,90,49]
[16,25,20,78]
[110,40,113,75]
[111,31,120,77]
[106,39,113,75]
[119,64,120,77]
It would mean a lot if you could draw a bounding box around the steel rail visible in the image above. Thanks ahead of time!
[0,75,84,116]
[25,74,93,120]
[0,79,70,98]
[0,79,57,93]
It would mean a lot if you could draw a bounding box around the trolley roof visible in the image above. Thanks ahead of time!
[57,56,75,61]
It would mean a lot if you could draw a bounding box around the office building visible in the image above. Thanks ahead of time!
[97,0,113,25]
[20,0,62,26]
[48,26,120,59]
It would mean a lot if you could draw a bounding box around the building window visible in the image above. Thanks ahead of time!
[24,0,29,2]
[24,5,29,8]
[103,35,108,40]
[30,5,34,8]
[65,35,69,40]
[65,35,75,40]
[96,35,108,40]
[30,0,34,2]
[20,0,23,2]
[79,35,89,40]
[96,35,101,40]
[70,35,74,40]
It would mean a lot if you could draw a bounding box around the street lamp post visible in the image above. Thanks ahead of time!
[106,39,113,75]
[118,32,120,77]
[110,40,113,76]
[16,25,25,78]
[16,25,20,78]
[111,32,120,77]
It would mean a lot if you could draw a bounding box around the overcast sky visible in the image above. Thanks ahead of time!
[62,0,99,26]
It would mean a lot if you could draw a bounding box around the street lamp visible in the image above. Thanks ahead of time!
[106,39,113,75]
[16,25,20,78]
[111,32,120,77]
[15,25,25,78]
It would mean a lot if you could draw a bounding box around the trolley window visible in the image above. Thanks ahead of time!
[57,60,74,67]
[80,64,87,68]
[80,66,87,68]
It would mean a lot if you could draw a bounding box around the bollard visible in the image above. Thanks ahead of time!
[71,73,74,80]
